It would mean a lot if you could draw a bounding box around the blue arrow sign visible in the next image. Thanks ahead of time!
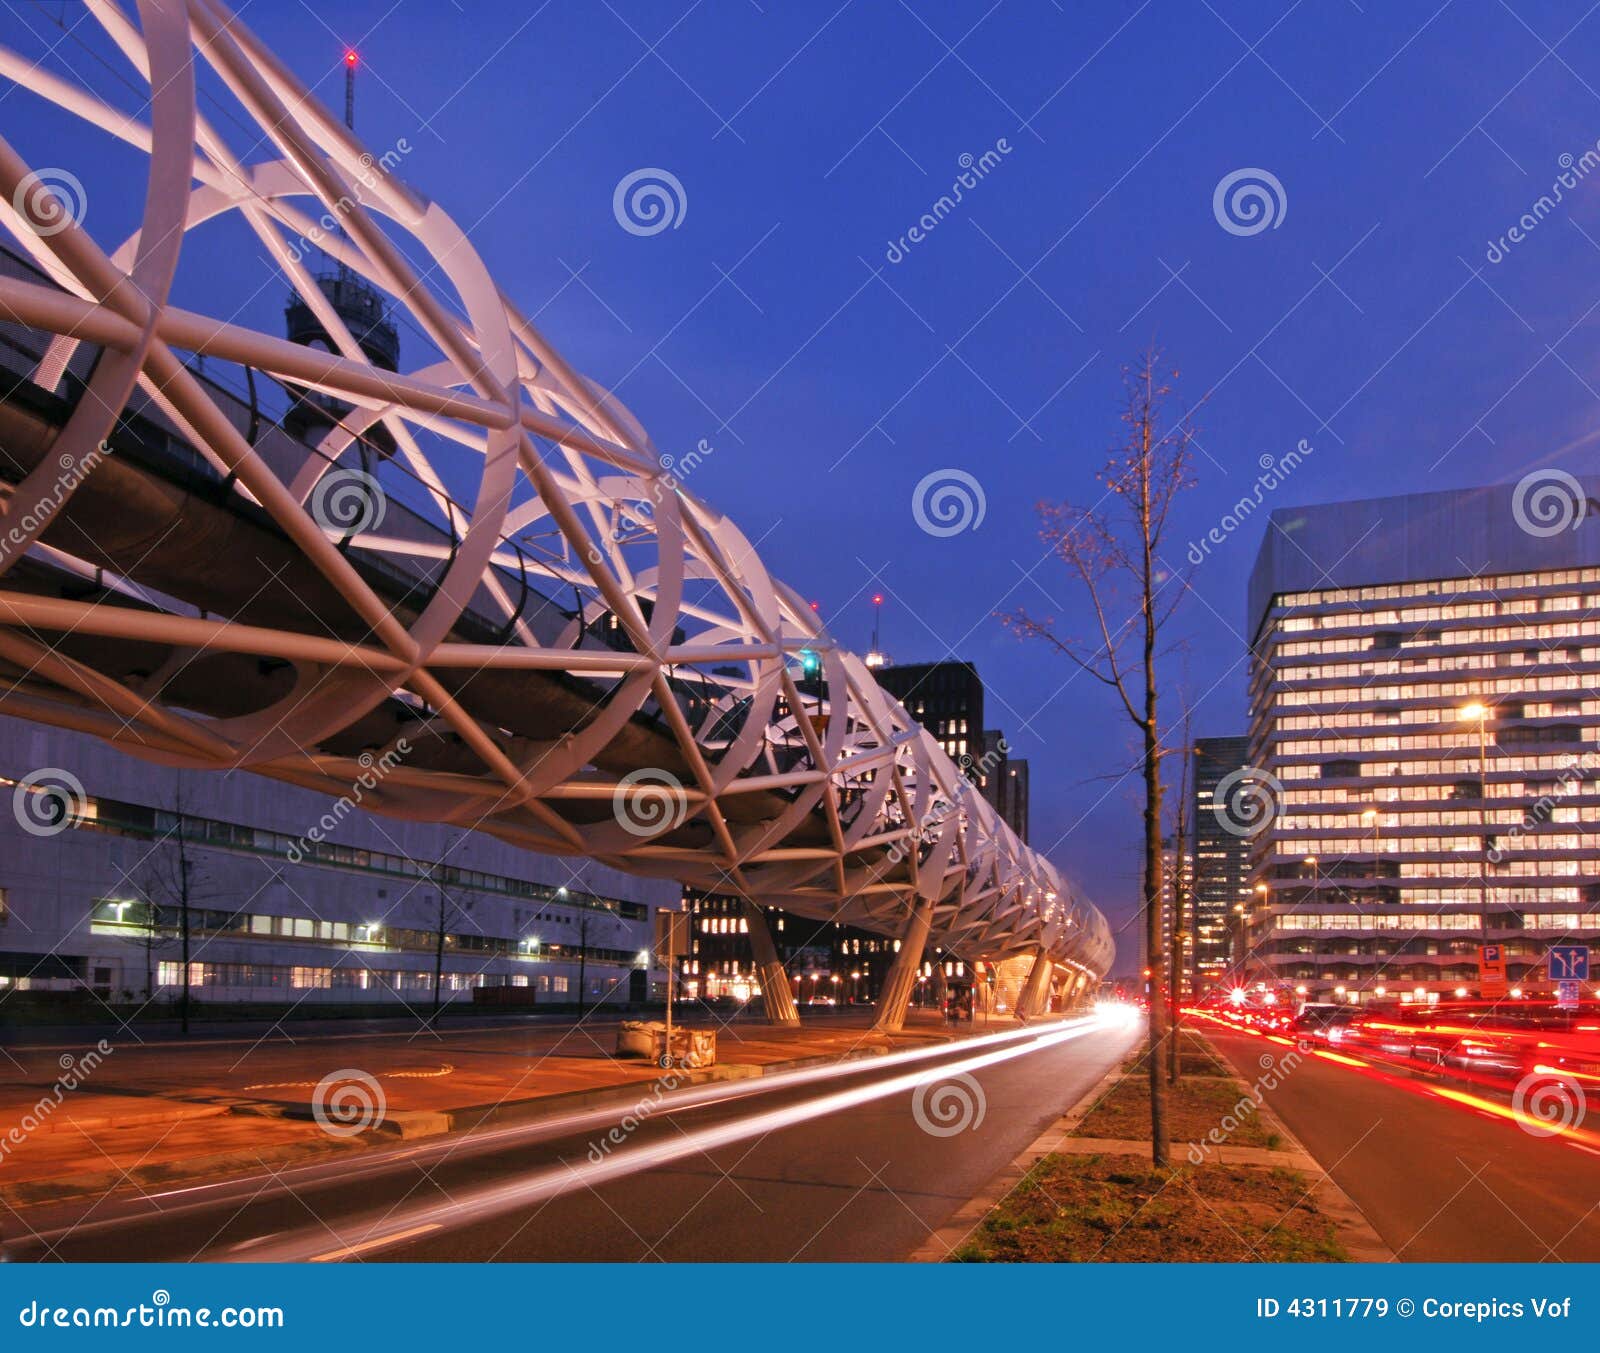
[1549,944,1590,981]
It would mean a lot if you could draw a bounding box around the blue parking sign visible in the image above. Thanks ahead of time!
[1549,944,1590,981]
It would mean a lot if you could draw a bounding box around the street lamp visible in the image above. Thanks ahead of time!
[1458,702,1493,954]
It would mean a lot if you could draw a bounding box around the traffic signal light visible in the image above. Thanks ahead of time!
[799,648,820,676]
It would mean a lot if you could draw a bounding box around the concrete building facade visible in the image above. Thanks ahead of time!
[0,718,673,1011]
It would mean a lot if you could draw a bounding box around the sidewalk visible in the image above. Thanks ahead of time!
[0,1007,986,1208]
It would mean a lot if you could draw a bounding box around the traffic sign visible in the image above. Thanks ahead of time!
[1479,943,1508,998]
[1557,980,1582,1010]
[1549,944,1590,981]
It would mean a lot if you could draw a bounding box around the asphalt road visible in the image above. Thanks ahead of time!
[4,1015,1138,1263]
[1207,1028,1600,1261]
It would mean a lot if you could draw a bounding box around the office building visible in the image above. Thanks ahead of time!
[1191,734,1251,993]
[1242,478,1600,1003]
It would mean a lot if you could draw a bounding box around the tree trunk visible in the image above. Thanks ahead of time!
[178,835,192,1037]
[432,891,446,1025]
[1140,409,1170,1168]
[576,915,588,1019]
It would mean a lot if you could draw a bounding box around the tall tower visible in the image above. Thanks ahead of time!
[283,48,399,450]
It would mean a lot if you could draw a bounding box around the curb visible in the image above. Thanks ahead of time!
[909,1042,1394,1264]
[908,1057,1128,1262]
[1202,1035,1395,1263]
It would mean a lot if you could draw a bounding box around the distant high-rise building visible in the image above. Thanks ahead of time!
[876,661,1029,842]
[1191,735,1251,993]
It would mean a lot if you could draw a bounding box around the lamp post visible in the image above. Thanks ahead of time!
[1460,702,1492,951]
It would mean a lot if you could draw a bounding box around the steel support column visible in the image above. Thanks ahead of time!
[872,898,935,1033]
[1018,950,1054,1019]
[741,898,799,1026]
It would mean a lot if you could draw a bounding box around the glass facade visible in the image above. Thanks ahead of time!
[1244,559,1600,1003]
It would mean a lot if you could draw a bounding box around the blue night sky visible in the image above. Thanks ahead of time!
[7,1,1600,963]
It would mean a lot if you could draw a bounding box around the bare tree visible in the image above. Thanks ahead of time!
[426,837,472,1025]
[135,787,215,1035]
[1168,712,1193,1086]
[1000,349,1197,1168]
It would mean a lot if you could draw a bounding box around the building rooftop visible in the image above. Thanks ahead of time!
[1247,474,1600,640]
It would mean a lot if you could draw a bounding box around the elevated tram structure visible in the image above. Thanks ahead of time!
[0,0,1111,1026]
